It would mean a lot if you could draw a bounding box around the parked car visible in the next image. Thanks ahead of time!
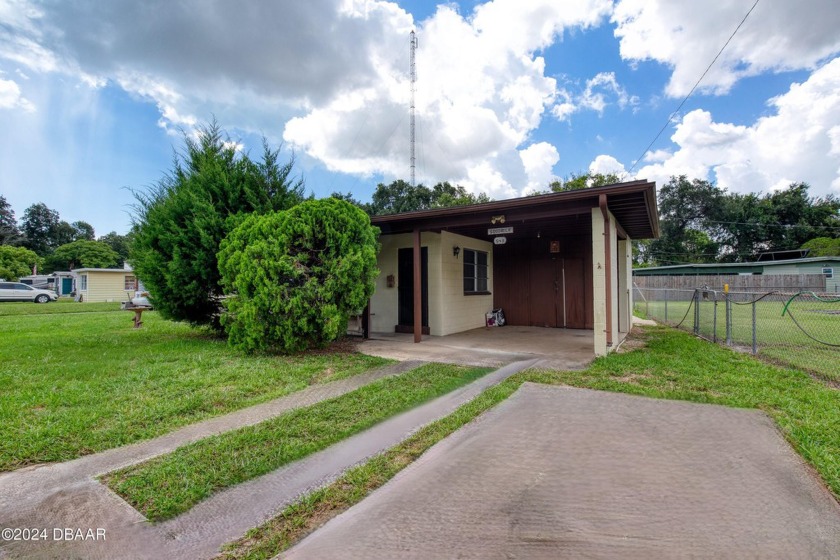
[0,282,59,303]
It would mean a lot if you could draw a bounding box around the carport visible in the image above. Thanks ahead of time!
[368,180,659,356]
[360,325,595,369]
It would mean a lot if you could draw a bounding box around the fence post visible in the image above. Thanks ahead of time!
[664,289,668,322]
[713,296,718,343]
[694,289,700,335]
[725,294,732,346]
[751,300,757,355]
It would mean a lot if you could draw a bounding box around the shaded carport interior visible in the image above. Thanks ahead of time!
[369,180,659,350]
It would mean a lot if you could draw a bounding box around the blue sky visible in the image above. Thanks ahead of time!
[1,0,839,236]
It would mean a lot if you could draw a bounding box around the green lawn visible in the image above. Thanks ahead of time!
[635,296,840,380]
[103,363,491,521]
[0,300,121,316]
[0,308,391,471]
[219,326,840,559]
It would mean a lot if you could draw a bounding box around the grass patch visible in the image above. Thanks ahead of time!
[0,309,391,471]
[103,363,491,521]
[218,326,840,559]
[635,299,840,381]
[0,300,121,316]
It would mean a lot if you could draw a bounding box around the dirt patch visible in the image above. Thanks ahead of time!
[614,373,651,384]
[616,327,650,354]
[305,336,364,355]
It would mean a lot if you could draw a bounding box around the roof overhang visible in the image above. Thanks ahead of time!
[371,180,659,240]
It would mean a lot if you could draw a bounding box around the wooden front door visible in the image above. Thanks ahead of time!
[397,247,428,331]
[529,257,564,327]
[563,258,586,329]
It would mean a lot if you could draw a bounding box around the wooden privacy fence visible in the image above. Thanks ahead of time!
[633,274,827,293]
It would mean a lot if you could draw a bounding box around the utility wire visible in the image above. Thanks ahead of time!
[628,0,761,173]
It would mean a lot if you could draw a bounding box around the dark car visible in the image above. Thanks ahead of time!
[0,282,58,303]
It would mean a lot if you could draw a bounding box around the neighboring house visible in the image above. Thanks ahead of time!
[633,257,840,293]
[74,267,142,303]
[17,272,75,296]
[369,180,660,357]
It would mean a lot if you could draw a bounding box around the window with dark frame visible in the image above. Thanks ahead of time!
[463,249,489,294]
[823,267,834,279]
[125,275,138,291]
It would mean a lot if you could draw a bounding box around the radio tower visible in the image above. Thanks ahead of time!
[409,30,418,187]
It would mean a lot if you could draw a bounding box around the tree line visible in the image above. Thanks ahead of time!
[640,176,840,265]
[0,197,132,280]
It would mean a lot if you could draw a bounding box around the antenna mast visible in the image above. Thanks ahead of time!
[410,30,418,187]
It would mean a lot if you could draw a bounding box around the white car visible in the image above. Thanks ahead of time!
[0,282,59,303]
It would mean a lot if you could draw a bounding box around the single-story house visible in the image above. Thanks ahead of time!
[633,257,839,293]
[74,266,142,303]
[17,272,75,295]
[368,180,660,357]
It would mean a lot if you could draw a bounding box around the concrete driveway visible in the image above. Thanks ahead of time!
[360,326,596,369]
[284,384,840,559]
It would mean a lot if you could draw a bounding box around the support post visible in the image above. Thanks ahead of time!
[599,195,613,347]
[725,296,732,346]
[752,301,757,355]
[413,228,422,343]
[694,289,700,335]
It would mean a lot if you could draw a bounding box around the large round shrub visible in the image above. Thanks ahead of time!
[218,198,379,353]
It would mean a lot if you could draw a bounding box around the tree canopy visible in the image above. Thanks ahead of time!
[548,171,623,192]
[0,195,22,246]
[45,240,120,272]
[352,180,490,216]
[130,121,305,328]
[218,198,379,353]
[0,245,40,280]
[645,176,840,265]
[801,237,840,257]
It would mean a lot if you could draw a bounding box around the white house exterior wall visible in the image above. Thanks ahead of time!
[592,207,620,357]
[370,231,493,336]
[77,271,134,303]
[438,231,493,336]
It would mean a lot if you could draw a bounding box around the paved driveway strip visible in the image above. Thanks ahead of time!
[284,383,840,560]
[0,359,537,559]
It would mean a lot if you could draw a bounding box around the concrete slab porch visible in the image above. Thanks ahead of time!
[360,326,596,370]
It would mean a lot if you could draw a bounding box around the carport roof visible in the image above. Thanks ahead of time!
[370,180,659,240]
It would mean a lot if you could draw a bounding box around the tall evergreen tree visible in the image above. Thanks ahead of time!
[0,195,22,246]
[130,121,305,328]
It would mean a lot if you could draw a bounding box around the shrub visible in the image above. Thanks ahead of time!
[218,198,379,353]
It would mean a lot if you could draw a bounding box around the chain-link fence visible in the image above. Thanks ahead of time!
[633,285,840,382]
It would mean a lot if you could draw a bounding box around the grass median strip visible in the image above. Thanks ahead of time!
[1,308,391,471]
[218,325,840,560]
[103,363,491,521]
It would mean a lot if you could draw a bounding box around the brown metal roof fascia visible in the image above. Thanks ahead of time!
[375,199,598,234]
[370,180,655,228]
[371,181,658,233]
[645,185,661,239]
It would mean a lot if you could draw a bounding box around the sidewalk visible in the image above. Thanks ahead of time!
[0,358,537,559]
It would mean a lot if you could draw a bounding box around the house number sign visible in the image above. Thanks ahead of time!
[494,237,507,245]
[488,226,513,235]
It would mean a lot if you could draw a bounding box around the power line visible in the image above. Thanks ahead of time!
[628,0,761,173]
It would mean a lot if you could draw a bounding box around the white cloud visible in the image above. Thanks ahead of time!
[551,72,637,122]
[589,154,627,178]
[0,0,614,197]
[626,57,840,196]
[0,77,34,111]
[284,0,612,194]
[613,0,840,97]
[519,142,560,193]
